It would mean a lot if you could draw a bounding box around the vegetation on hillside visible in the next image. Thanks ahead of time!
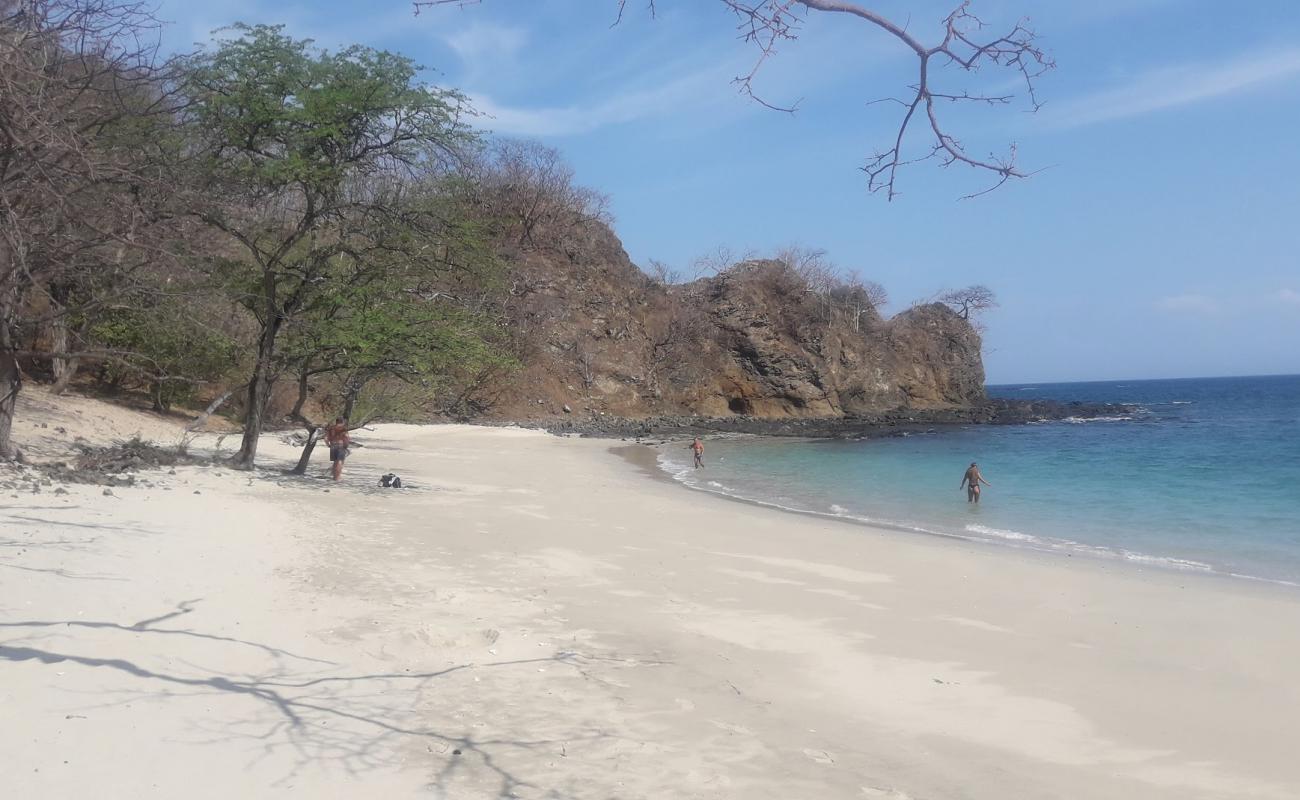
[0,1,995,465]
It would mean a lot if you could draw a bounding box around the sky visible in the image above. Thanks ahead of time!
[152,0,1300,383]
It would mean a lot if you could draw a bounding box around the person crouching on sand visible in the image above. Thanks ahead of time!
[690,437,704,469]
[324,417,351,481]
[960,462,991,503]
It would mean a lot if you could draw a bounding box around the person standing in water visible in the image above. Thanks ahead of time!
[324,417,351,482]
[690,437,705,469]
[960,462,991,503]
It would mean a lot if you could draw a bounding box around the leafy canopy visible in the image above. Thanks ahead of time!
[184,23,470,196]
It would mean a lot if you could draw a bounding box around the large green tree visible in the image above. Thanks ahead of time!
[272,186,513,473]
[181,24,472,468]
[280,270,514,474]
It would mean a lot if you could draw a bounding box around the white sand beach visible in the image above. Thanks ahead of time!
[3,391,1299,799]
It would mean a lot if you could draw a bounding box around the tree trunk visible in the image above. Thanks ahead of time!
[50,354,80,395]
[232,314,282,470]
[289,425,322,475]
[49,314,72,380]
[341,373,366,421]
[289,361,311,421]
[187,385,239,432]
[0,349,20,461]
[46,281,75,388]
[0,287,20,460]
[50,317,87,395]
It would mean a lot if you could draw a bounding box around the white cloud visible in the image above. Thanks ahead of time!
[1156,293,1219,314]
[468,73,727,137]
[1046,48,1300,129]
[464,53,752,137]
[1279,288,1300,307]
[445,23,529,62]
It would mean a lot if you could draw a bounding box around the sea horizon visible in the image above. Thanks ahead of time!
[988,371,1300,388]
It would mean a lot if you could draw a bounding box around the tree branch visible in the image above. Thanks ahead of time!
[413,0,1054,199]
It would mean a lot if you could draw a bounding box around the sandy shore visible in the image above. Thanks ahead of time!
[3,391,1299,798]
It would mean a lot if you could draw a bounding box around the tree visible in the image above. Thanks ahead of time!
[415,1,1051,199]
[938,285,997,320]
[0,0,181,459]
[179,24,473,468]
[281,274,514,474]
[87,301,238,412]
[460,138,611,250]
[644,287,710,398]
[830,271,888,332]
[774,245,887,331]
[644,259,682,286]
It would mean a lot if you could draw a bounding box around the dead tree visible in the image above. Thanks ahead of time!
[937,284,998,321]
[644,289,710,398]
[415,1,1052,199]
[462,138,612,249]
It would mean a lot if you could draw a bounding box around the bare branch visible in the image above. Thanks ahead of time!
[414,0,1054,199]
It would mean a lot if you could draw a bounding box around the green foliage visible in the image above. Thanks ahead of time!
[279,236,517,417]
[181,23,484,462]
[184,23,470,195]
[89,304,238,410]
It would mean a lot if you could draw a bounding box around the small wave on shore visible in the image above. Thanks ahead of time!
[655,447,1296,586]
[1060,415,1135,424]
[963,524,1220,573]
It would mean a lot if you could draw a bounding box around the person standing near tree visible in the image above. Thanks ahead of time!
[324,417,351,481]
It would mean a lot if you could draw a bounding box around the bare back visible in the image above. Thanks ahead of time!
[324,424,349,447]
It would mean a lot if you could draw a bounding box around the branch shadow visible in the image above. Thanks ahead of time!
[0,562,127,581]
[0,603,615,795]
[0,600,335,665]
[2,512,136,533]
[0,531,119,581]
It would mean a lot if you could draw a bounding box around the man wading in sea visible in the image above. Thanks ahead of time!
[960,462,991,503]
[324,417,351,482]
[690,437,705,469]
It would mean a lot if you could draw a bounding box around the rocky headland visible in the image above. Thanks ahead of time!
[462,222,1125,437]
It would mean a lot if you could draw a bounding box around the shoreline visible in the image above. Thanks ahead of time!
[626,439,1300,594]
[497,395,1132,441]
[5,393,1300,798]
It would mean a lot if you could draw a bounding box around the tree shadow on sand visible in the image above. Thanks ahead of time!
[0,529,123,580]
[0,602,615,796]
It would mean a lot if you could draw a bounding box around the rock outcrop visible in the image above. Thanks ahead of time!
[469,223,987,422]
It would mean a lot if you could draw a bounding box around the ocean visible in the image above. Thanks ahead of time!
[658,374,1300,585]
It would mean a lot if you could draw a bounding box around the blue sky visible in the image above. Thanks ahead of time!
[156,1,1300,383]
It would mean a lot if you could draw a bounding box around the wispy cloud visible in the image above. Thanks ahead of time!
[467,67,741,137]
[445,23,528,62]
[1156,293,1219,314]
[1046,48,1300,129]
[441,2,898,140]
[1157,289,1300,316]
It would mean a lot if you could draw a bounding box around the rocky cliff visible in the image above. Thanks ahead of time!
[471,222,986,422]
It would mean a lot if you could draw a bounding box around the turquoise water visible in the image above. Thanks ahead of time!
[658,375,1300,585]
